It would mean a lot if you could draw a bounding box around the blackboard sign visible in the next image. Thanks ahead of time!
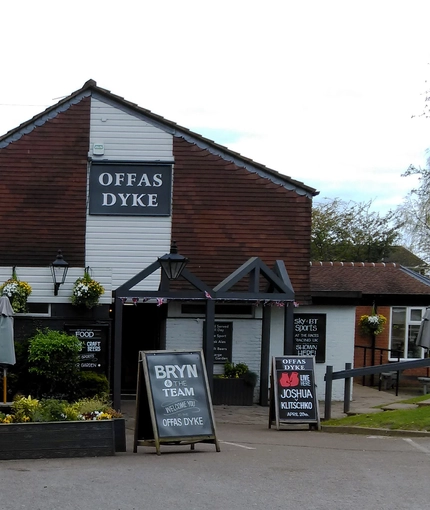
[293,314,326,363]
[89,163,172,216]
[65,324,109,374]
[213,322,233,363]
[134,350,220,454]
[269,356,320,430]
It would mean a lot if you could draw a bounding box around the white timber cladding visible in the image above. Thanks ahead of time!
[165,317,262,402]
[0,267,112,305]
[87,97,173,290]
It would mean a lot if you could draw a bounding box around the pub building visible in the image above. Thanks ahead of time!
[0,79,343,409]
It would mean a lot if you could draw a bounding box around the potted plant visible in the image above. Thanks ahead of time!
[359,312,387,335]
[0,395,125,460]
[71,267,104,309]
[213,362,258,406]
[0,267,32,313]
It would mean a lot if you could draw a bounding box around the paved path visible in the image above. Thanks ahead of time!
[120,383,425,430]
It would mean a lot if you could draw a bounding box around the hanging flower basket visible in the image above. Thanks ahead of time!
[0,268,32,313]
[359,313,387,335]
[71,268,104,309]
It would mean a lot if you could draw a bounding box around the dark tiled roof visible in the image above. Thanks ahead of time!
[310,262,430,295]
[0,79,318,198]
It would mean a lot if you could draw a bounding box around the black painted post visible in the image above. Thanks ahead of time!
[324,365,333,421]
[260,305,271,406]
[344,363,352,414]
[113,296,123,411]
[283,303,294,355]
[204,299,215,396]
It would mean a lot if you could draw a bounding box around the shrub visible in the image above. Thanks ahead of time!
[77,371,110,399]
[221,361,258,387]
[11,395,39,422]
[28,329,82,399]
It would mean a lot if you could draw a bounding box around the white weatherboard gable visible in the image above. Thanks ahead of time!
[0,267,112,305]
[86,97,174,290]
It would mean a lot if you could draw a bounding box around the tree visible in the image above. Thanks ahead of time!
[311,198,399,262]
[395,164,430,263]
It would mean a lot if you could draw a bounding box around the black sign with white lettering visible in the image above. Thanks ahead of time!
[64,324,109,374]
[213,322,233,363]
[293,314,326,363]
[134,350,220,454]
[269,356,320,429]
[89,163,172,216]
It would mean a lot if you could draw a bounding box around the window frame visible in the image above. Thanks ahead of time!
[389,306,425,361]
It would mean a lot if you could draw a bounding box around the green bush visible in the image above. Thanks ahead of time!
[28,329,82,399]
[222,362,258,387]
[77,371,110,399]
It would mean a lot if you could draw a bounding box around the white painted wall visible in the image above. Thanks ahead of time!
[86,97,174,290]
[0,266,112,306]
[165,314,262,400]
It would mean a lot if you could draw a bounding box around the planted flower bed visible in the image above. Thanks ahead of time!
[0,396,125,460]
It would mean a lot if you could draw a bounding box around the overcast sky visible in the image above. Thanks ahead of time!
[1,1,430,214]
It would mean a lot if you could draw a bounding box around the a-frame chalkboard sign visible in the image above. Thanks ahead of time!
[133,350,220,455]
[268,356,321,430]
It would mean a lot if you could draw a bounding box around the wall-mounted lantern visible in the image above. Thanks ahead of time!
[50,250,69,296]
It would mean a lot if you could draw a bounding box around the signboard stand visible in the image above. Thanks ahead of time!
[133,350,220,455]
[268,356,320,431]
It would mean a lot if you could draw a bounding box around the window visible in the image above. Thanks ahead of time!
[390,307,423,359]
[15,303,51,317]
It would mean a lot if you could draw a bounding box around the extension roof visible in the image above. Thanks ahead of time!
[310,262,430,305]
[0,79,317,198]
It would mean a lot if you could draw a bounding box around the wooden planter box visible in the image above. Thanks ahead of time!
[0,419,120,460]
[213,378,255,406]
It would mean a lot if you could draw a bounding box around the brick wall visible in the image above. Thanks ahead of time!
[172,137,312,304]
[0,97,90,266]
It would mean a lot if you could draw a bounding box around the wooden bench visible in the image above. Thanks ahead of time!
[417,377,430,395]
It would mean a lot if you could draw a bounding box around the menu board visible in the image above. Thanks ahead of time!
[134,350,220,454]
[65,324,109,374]
[269,356,320,430]
[213,322,233,363]
[293,314,326,363]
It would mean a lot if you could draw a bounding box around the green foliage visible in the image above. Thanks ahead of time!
[224,362,249,378]
[71,268,104,309]
[32,399,70,422]
[11,395,39,422]
[0,268,32,313]
[77,371,110,399]
[324,404,430,431]
[311,198,399,262]
[221,362,258,387]
[2,395,121,423]
[28,329,82,398]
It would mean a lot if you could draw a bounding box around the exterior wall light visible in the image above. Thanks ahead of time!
[50,249,69,295]
[158,241,189,280]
